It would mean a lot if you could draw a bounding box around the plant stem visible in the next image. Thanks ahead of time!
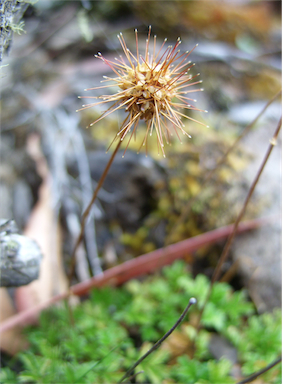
[118,298,197,383]
[235,355,282,384]
[195,116,282,332]
[68,139,122,284]
[166,89,282,244]
[211,116,281,285]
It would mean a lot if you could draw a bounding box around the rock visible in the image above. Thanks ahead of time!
[63,149,168,261]
[228,101,281,125]
[66,149,167,229]
[0,219,43,287]
[88,150,166,229]
[0,0,29,62]
[209,334,238,364]
[0,136,42,230]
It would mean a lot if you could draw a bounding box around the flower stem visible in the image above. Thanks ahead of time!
[211,116,281,285]
[68,139,122,283]
[166,89,282,245]
[195,116,282,333]
[118,297,197,383]
[236,355,282,384]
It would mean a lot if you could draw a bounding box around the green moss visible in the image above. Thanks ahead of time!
[1,261,281,384]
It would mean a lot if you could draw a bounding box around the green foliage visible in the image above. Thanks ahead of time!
[171,356,235,384]
[226,309,282,383]
[136,342,170,383]
[0,261,281,384]
[177,271,254,331]
[0,367,19,384]
[9,300,138,384]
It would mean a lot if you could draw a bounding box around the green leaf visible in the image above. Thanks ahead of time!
[136,342,170,384]
[202,302,226,331]
[177,274,210,306]
[0,367,20,384]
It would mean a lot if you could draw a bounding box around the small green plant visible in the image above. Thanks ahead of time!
[225,309,282,384]
[171,356,235,384]
[1,261,281,383]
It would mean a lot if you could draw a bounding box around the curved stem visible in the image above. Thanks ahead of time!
[68,139,122,283]
[236,355,282,384]
[118,297,197,383]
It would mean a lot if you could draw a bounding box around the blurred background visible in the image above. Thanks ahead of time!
[0,0,281,313]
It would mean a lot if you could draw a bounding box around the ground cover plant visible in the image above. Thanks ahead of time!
[1,261,281,383]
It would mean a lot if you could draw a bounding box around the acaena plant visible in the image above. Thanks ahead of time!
[77,25,207,157]
[70,26,206,280]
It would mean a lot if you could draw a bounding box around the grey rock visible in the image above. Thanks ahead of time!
[66,149,167,231]
[228,101,281,126]
[209,334,238,364]
[0,0,29,62]
[0,219,43,287]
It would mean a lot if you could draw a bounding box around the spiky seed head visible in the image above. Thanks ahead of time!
[78,26,206,157]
